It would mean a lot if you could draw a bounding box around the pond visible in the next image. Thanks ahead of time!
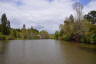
[0,40,96,64]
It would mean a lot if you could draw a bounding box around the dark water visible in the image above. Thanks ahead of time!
[0,40,96,64]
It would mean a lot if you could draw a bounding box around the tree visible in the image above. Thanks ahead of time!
[73,2,83,33]
[40,30,49,39]
[22,24,26,29]
[1,13,10,35]
[59,24,64,36]
[69,14,74,22]
[0,24,2,32]
[84,10,96,24]
[58,15,76,40]
[73,2,83,22]
[55,31,59,39]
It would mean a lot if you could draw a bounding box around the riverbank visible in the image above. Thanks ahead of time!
[80,43,96,49]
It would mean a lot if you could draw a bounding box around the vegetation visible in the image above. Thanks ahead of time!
[1,14,11,35]
[0,13,51,40]
[55,10,96,44]
[0,2,96,44]
[54,2,96,44]
[40,30,50,39]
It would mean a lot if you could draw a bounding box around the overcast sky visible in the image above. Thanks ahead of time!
[0,0,96,33]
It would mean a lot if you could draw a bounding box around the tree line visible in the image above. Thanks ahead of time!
[0,13,51,40]
[55,10,96,44]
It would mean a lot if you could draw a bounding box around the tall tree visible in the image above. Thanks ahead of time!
[73,2,83,32]
[1,13,10,35]
[73,2,83,22]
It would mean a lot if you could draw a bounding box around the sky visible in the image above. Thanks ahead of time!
[0,0,96,34]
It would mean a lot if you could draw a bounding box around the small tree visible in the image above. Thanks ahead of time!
[40,30,49,39]
[69,14,74,22]
[22,24,26,30]
[55,31,59,39]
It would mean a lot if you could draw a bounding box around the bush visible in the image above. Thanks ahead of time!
[63,34,71,41]
[0,35,7,40]
[90,34,96,44]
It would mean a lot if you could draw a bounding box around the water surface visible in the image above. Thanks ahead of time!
[0,40,96,64]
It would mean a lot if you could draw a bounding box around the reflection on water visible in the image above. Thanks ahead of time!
[0,41,9,64]
[0,41,9,54]
[0,40,96,64]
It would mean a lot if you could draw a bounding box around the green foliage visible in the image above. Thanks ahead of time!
[40,30,50,39]
[62,34,71,41]
[1,13,10,35]
[55,31,60,39]
[0,13,51,40]
[84,10,96,24]
[49,34,55,39]
[56,11,96,44]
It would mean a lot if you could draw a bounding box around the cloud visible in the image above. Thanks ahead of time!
[83,0,96,14]
[0,0,96,33]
